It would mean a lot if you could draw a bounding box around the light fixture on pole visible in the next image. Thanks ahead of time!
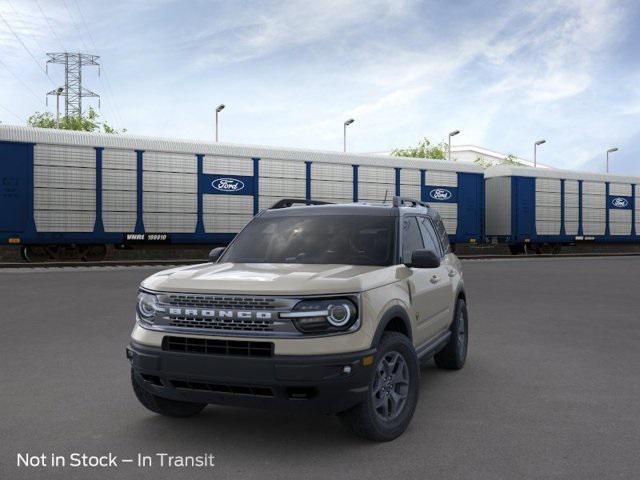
[448,130,460,161]
[606,147,618,173]
[343,118,355,152]
[215,104,225,142]
[533,139,546,167]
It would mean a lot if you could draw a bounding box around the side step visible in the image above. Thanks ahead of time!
[415,331,451,360]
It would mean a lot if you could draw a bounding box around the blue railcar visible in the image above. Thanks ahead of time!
[485,165,639,254]
[0,125,485,261]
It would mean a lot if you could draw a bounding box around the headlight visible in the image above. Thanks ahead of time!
[281,297,358,334]
[137,291,159,324]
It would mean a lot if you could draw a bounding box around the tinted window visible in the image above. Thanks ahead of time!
[401,217,424,264]
[419,217,443,257]
[221,215,396,266]
[429,211,451,254]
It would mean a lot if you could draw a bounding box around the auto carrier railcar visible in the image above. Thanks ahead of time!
[0,125,485,261]
[485,165,640,254]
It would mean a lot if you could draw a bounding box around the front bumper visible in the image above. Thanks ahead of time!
[128,341,376,414]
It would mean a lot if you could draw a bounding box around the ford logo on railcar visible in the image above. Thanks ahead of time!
[611,197,628,208]
[429,188,452,200]
[211,178,244,192]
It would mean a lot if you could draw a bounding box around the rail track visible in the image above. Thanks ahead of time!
[1,251,640,269]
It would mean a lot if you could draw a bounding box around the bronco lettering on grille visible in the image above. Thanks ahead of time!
[168,308,273,320]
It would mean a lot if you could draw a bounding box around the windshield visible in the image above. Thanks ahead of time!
[221,214,396,266]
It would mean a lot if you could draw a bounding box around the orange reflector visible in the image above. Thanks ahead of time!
[8,237,21,244]
[361,355,374,367]
[469,238,477,243]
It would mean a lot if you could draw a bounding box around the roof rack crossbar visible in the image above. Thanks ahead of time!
[270,198,333,209]
[392,196,429,208]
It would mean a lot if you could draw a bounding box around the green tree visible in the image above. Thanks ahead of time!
[392,137,449,160]
[474,153,522,169]
[27,107,125,133]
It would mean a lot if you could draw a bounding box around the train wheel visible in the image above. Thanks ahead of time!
[538,243,554,254]
[508,244,524,255]
[80,244,107,262]
[21,245,51,262]
[551,243,562,255]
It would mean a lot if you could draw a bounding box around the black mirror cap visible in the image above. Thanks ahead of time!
[208,247,226,263]
[406,249,441,268]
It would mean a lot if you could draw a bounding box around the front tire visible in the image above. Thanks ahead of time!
[434,298,468,370]
[339,332,419,442]
[131,369,206,417]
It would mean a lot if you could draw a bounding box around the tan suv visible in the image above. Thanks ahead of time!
[127,197,469,441]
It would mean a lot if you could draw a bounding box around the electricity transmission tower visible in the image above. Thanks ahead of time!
[46,53,100,117]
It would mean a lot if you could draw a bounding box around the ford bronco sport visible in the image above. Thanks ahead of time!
[128,196,469,441]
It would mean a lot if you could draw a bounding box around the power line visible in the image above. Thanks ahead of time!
[71,0,97,50]
[7,0,49,55]
[34,0,67,52]
[68,0,124,126]
[60,0,91,51]
[0,57,43,102]
[0,10,55,86]
[0,101,23,122]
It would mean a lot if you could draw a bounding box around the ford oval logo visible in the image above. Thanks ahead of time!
[212,178,244,192]
[611,197,628,208]
[429,188,452,201]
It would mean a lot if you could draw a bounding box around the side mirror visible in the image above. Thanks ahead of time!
[208,247,226,263]
[406,249,440,269]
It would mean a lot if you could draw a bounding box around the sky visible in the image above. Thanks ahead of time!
[0,0,639,174]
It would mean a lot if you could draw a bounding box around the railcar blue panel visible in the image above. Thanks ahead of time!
[511,176,536,240]
[253,158,259,215]
[0,141,31,233]
[456,173,484,242]
[94,147,104,234]
[135,150,144,234]
[196,154,205,234]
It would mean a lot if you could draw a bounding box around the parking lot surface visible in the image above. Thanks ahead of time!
[1,257,639,479]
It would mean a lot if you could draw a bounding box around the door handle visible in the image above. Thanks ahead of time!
[430,274,440,284]
[448,269,457,278]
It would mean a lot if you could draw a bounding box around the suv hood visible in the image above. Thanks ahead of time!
[141,262,400,295]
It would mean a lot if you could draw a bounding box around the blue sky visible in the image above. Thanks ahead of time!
[0,0,639,174]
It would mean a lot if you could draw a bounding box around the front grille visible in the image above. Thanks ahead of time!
[170,380,274,397]
[167,316,274,332]
[166,294,277,310]
[162,336,274,357]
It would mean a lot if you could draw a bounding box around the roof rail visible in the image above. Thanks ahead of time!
[392,196,429,208]
[270,198,333,209]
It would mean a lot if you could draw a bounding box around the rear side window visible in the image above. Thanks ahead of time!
[429,211,451,254]
[418,217,443,258]
[401,217,424,264]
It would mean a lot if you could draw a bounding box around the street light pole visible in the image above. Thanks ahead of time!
[448,130,460,161]
[343,118,354,152]
[606,147,618,173]
[534,139,546,167]
[215,104,225,142]
[55,87,64,128]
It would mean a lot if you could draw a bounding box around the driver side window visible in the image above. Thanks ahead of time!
[401,217,424,264]
[418,217,443,258]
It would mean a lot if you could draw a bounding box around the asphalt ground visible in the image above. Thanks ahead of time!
[1,257,638,480]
